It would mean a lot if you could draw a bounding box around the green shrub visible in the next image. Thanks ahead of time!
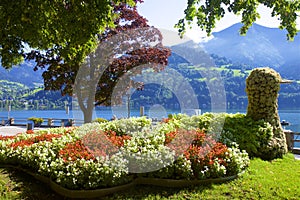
[220,114,273,158]
[168,113,219,132]
[92,118,108,124]
[28,117,44,125]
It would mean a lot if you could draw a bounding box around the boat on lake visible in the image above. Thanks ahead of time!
[281,120,290,126]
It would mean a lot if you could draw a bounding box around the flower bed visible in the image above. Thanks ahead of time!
[0,116,250,198]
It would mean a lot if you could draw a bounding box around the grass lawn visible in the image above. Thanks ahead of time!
[0,153,299,200]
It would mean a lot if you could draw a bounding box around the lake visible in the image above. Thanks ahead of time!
[1,108,299,147]
[0,108,299,130]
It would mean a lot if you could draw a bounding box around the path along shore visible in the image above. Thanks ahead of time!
[0,126,44,136]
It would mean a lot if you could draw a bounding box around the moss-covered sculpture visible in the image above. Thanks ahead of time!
[246,67,287,160]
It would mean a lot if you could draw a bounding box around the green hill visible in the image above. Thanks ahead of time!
[131,51,300,110]
[0,80,68,110]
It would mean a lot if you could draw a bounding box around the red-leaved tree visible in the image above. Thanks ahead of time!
[26,1,171,123]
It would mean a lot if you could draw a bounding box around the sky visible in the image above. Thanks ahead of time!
[137,0,292,44]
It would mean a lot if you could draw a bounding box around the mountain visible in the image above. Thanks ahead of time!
[2,23,298,86]
[0,62,69,110]
[1,24,300,110]
[0,61,44,87]
[201,23,300,78]
[131,45,300,110]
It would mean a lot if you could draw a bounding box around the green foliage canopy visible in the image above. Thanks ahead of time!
[176,0,300,40]
[0,0,135,68]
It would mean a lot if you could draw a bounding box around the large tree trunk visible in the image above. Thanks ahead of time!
[83,105,94,123]
[78,89,97,124]
[75,75,97,124]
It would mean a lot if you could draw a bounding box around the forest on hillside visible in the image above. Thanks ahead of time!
[0,80,69,111]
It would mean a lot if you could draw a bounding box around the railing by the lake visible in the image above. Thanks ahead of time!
[0,116,84,129]
[285,130,300,154]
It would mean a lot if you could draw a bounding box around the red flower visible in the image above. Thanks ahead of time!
[59,131,131,162]
[165,129,229,178]
[166,129,196,157]
[161,118,171,123]
[105,130,131,147]
[0,135,16,141]
[26,130,35,134]
[59,140,96,162]
[9,134,62,149]
[165,131,177,144]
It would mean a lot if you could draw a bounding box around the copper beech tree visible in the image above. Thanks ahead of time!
[26,1,171,123]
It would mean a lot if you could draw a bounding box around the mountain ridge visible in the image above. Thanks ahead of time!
[0,61,44,87]
[201,23,300,77]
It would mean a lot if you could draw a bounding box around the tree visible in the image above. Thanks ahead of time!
[26,1,171,123]
[0,0,136,68]
[176,0,300,40]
